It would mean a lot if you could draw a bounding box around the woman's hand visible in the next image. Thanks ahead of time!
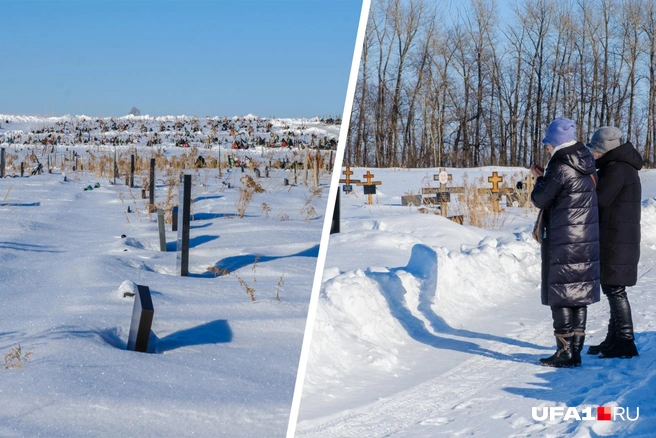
[530,164,544,178]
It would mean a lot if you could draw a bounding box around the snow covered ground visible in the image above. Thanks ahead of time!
[0,116,335,437]
[295,166,656,438]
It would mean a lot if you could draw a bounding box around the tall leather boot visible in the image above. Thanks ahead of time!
[570,306,586,366]
[587,289,615,354]
[540,307,579,367]
[599,286,638,358]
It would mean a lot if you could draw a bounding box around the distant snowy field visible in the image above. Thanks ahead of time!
[0,115,336,437]
[296,167,656,438]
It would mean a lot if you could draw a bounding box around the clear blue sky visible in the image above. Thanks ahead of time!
[1,0,363,118]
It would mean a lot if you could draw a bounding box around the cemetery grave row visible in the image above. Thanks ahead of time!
[0,115,339,151]
[334,166,536,230]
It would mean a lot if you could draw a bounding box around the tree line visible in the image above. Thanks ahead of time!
[346,0,656,168]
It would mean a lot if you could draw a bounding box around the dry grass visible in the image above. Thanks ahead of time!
[206,265,257,302]
[4,345,32,370]
[275,275,284,301]
[299,186,323,221]
[236,175,265,218]
[453,174,510,229]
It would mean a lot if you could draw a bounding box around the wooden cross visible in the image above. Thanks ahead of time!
[422,168,465,217]
[356,170,382,205]
[339,166,360,194]
[488,171,503,193]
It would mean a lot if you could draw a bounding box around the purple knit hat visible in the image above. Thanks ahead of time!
[542,117,577,147]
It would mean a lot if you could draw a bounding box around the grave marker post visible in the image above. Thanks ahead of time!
[157,208,167,251]
[487,171,503,212]
[172,205,178,232]
[176,173,192,276]
[0,148,5,178]
[331,190,340,234]
[126,284,154,353]
[130,154,135,188]
[338,166,360,194]
[356,171,382,205]
[422,169,465,218]
[149,158,156,212]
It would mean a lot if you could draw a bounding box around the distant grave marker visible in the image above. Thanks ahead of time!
[356,171,381,205]
[0,148,5,178]
[172,205,178,232]
[157,208,167,252]
[149,158,156,212]
[487,171,503,212]
[126,284,154,353]
[477,171,511,212]
[130,154,135,188]
[176,174,192,276]
[339,166,360,194]
[422,169,465,218]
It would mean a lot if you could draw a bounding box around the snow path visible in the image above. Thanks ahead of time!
[297,182,656,437]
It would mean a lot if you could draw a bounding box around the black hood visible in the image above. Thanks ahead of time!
[595,141,643,171]
[551,142,597,176]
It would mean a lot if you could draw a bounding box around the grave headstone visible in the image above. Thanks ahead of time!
[172,205,178,232]
[487,171,503,212]
[149,158,156,212]
[421,169,465,218]
[401,195,423,206]
[331,190,340,234]
[157,208,166,252]
[339,166,360,194]
[126,284,154,353]
[356,171,382,205]
[176,174,192,276]
[130,154,135,188]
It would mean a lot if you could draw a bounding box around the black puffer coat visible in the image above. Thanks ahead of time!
[595,142,642,286]
[531,142,601,307]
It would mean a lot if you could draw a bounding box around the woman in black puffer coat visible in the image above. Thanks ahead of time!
[585,126,641,359]
[530,117,601,368]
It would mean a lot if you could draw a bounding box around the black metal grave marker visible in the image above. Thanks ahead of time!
[149,158,156,212]
[331,190,340,234]
[172,205,178,232]
[176,174,192,276]
[126,284,154,353]
[0,148,5,178]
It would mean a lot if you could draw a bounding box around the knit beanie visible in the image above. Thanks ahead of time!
[542,117,577,147]
[587,126,623,154]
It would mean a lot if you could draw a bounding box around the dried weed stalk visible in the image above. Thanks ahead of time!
[4,344,32,370]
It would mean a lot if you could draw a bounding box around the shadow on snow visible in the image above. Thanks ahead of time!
[194,244,320,278]
[367,243,548,364]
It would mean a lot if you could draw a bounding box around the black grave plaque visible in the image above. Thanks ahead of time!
[436,193,451,203]
[126,284,154,353]
[363,185,377,195]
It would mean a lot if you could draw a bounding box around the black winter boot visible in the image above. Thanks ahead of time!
[570,306,587,366]
[588,286,617,354]
[540,307,580,367]
[599,286,638,359]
